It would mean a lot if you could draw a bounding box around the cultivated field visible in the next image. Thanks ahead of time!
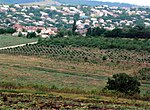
[0,36,150,109]
[0,92,150,109]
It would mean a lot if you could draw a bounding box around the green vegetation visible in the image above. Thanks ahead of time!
[105,73,141,95]
[86,26,150,39]
[0,35,38,48]
[0,33,150,109]
[38,36,150,52]
[72,19,77,33]
[0,91,149,109]
[26,32,37,38]
[0,54,149,109]
[0,28,16,34]
[0,44,149,64]
[56,0,134,7]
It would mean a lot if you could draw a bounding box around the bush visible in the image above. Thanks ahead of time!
[0,28,6,34]
[26,32,37,38]
[105,73,141,95]
[102,55,107,61]
[5,28,16,34]
[36,29,41,33]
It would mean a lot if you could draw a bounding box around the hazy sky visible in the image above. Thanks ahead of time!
[97,0,150,6]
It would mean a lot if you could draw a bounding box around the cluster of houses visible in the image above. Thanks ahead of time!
[0,4,150,37]
[12,24,57,38]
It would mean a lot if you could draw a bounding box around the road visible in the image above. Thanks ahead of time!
[0,42,38,50]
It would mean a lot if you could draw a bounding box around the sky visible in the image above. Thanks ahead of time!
[96,0,150,6]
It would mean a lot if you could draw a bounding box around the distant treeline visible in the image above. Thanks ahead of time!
[0,28,16,34]
[38,37,150,52]
[86,25,150,39]
[56,0,134,7]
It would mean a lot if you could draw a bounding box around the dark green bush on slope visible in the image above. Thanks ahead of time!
[105,73,141,95]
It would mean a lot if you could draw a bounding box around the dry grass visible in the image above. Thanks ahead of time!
[0,54,149,109]
[0,54,147,92]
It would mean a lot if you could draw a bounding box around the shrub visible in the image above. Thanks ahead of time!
[18,32,23,37]
[102,55,107,61]
[105,73,141,95]
[26,32,37,38]
[6,28,16,34]
[0,28,6,34]
[36,29,41,33]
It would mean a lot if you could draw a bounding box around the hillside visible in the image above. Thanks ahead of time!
[0,54,149,109]
[56,0,135,7]
[0,0,135,7]
[0,0,60,6]
[0,0,42,4]
[0,35,149,108]
[22,0,60,6]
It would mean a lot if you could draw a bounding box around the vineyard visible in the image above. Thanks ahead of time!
[0,44,150,66]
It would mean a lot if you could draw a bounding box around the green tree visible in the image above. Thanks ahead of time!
[6,28,16,34]
[26,32,37,38]
[0,28,6,34]
[104,28,123,37]
[105,73,141,95]
[72,19,77,34]
[86,27,92,36]
[55,30,65,38]
[18,32,22,37]
[74,14,80,20]
[86,27,106,37]
[36,29,41,34]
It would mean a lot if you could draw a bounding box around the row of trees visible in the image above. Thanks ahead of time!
[18,32,38,38]
[0,28,16,34]
[39,37,150,52]
[86,25,150,38]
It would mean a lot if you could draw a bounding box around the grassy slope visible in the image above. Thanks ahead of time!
[0,54,148,92]
[0,34,38,48]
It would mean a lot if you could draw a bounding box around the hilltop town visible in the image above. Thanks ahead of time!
[0,4,150,37]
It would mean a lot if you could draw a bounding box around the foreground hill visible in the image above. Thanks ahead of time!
[0,53,149,109]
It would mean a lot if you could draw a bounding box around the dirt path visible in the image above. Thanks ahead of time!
[0,42,37,50]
